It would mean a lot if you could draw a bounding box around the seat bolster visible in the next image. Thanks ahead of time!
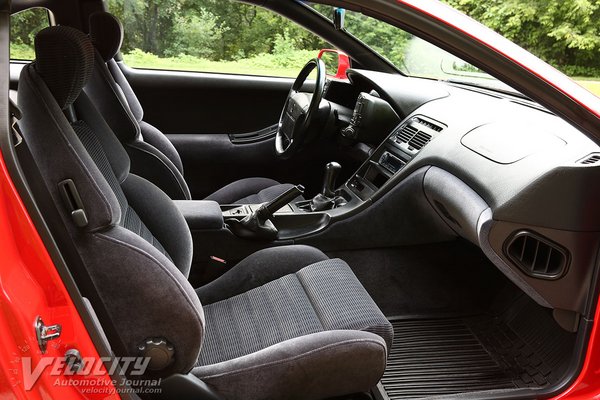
[122,174,193,277]
[87,226,204,375]
[18,64,121,231]
[139,120,184,173]
[108,59,144,122]
[84,54,141,143]
[195,245,329,305]
[126,141,191,200]
[193,330,387,400]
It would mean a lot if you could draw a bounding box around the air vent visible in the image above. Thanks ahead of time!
[396,125,418,143]
[579,153,600,165]
[415,117,443,132]
[409,131,432,150]
[505,231,569,280]
[395,117,443,152]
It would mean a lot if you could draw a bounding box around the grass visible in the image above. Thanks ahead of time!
[574,79,600,96]
[121,48,312,78]
[124,57,300,78]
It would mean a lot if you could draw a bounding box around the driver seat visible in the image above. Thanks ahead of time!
[84,11,299,203]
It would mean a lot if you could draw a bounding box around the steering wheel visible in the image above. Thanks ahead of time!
[275,58,326,159]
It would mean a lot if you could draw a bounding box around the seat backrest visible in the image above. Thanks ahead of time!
[17,25,204,375]
[85,11,191,200]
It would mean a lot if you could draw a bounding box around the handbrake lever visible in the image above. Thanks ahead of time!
[227,185,304,240]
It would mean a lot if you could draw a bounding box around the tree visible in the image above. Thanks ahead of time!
[444,0,600,76]
[11,8,49,46]
[108,0,182,56]
[343,11,411,67]
[108,0,328,61]
[167,10,227,58]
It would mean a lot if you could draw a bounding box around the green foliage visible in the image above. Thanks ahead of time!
[108,0,183,56]
[320,51,340,74]
[10,42,35,60]
[102,0,332,77]
[167,11,226,58]
[8,0,599,81]
[311,4,411,68]
[107,0,327,61]
[10,7,48,60]
[444,0,600,77]
[343,11,411,68]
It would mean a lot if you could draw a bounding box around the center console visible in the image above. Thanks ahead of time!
[175,113,446,270]
[348,115,446,200]
[178,114,446,239]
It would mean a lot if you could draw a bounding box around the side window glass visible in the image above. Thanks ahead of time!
[11,8,51,61]
[107,0,332,77]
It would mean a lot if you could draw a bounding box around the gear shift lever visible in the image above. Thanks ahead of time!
[322,162,341,198]
[311,162,342,211]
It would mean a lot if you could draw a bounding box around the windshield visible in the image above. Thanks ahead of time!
[315,6,517,93]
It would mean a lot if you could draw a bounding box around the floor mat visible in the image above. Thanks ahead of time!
[380,301,574,400]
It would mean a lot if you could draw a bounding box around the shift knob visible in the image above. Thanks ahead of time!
[322,162,341,198]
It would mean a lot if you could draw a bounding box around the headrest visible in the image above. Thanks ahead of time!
[34,26,95,110]
[89,12,123,62]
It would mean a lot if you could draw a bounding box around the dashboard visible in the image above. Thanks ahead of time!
[320,68,600,320]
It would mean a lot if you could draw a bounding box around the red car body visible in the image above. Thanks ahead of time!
[0,151,119,399]
[317,49,351,80]
[0,0,599,399]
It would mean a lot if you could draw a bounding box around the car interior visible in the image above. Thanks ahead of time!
[4,0,600,399]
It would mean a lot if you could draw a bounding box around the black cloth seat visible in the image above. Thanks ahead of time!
[18,25,392,400]
[85,11,298,203]
[194,246,393,399]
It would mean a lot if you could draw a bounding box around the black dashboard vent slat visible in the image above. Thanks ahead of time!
[505,231,569,280]
[395,117,443,151]
[580,153,600,165]
[415,117,443,132]
[408,131,432,150]
[396,124,418,143]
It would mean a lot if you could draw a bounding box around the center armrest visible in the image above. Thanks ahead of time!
[173,200,224,231]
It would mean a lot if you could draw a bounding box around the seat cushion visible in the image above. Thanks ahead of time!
[193,257,392,399]
[197,259,393,366]
[204,177,299,204]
